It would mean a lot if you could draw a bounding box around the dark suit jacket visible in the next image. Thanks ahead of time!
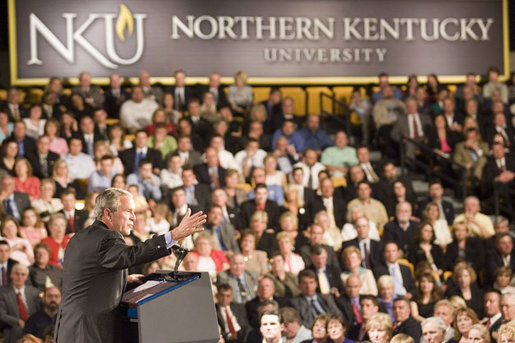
[103,88,129,118]
[2,192,31,219]
[288,293,342,328]
[216,302,249,343]
[198,85,227,106]
[245,296,288,330]
[486,249,515,286]
[119,147,163,176]
[191,183,212,212]
[427,129,461,152]
[240,200,280,232]
[307,265,343,295]
[374,263,417,296]
[0,259,17,286]
[54,220,170,343]
[5,136,37,158]
[78,131,105,155]
[482,154,515,192]
[342,238,384,271]
[382,220,419,255]
[408,244,446,271]
[299,244,340,272]
[166,149,203,167]
[418,198,455,225]
[334,295,356,326]
[390,112,433,143]
[60,209,89,234]
[193,164,227,189]
[216,270,259,303]
[393,316,422,342]
[445,237,485,272]
[168,86,197,112]
[313,194,347,229]
[0,284,41,343]
[485,125,515,147]
[26,151,60,179]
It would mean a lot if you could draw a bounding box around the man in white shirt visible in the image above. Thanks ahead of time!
[357,146,380,183]
[234,138,267,180]
[63,137,96,180]
[209,135,240,171]
[161,155,184,190]
[120,86,159,132]
[138,70,163,103]
[483,290,503,336]
[294,149,326,191]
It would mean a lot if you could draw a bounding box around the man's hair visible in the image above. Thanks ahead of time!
[138,158,152,168]
[393,296,410,307]
[260,309,282,323]
[254,183,267,192]
[280,307,300,324]
[48,213,67,227]
[360,294,379,307]
[11,263,29,275]
[421,317,447,332]
[34,242,51,256]
[93,188,132,220]
[61,187,77,198]
[217,283,233,293]
[310,244,325,256]
[0,240,10,249]
[298,269,317,283]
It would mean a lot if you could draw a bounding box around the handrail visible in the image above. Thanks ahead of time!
[319,92,352,141]
[399,136,468,199]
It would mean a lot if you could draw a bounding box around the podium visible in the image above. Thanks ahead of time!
[121,271,220,343]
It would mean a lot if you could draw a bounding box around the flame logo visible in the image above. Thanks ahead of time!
[116,4,134,41]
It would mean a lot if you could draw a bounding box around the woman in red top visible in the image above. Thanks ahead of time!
[191,232,229,280]
[13,157,41,200]
[41,214,71,267]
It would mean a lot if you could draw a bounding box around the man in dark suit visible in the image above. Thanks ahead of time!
[138,70,164,103]
[205,205,240,253]
[119,130,163,176]
[314,178,347,229]
[335,275,362,326]
[260,88,282,134]
[346,295,380,342]
[288,269,342,328]
[216,283,250,343]
[92,108,111,141]
[60,188,89,234]
[71,72,105,108]
[194,147,227,190]
[298,224,340,270]
[240,184,280,231]
[342,217,384,271]
[211,188,242,230]
[217,254,259,305]
[392,297,422,341]
[0,264,41,343]
[26,135,59,179]
[198,73,227,107]
[4,88,27,121]
[181,168,211,212]
[307,245,343,296]
[186,98,213,148]
[270,97,303,134]
[418,179,455,225]
[382,202,419,256]
[374,242,416,299]
[7,121,36,158]
[168,187,202,228]
[0,241,17,287]
[486,233,515,286]
[103,73,128,118]
[291,167,317,208]
[485,111,515,147]
[483,289,503,340]
[169,70,197,112]
[78,115,104,157]
[375,161,416,210]
[54,188,206,343]
[0,176,31,222]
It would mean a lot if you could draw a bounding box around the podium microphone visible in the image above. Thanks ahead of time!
[171,244,189,279]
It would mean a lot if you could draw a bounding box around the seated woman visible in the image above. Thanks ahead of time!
[161,92,182,125]
[377,275,396,321]
[23,104,46,139]
[341,204,380,242]
[427,113,461,158]
[450,307,479,343]
[0,216,34,266]
[0,140,19,175]
[326,314,352,343]
[44,119,69,156]
[249,211,278,257]
[276,232,305,275]
[422,202,452,249]
[340,246,377,296]
[493,266,515,294]
[410,272,441,322]
[408,221,446,278]
[314,210,343,253]
[445,264,484,318]
[31,178,64,223]
[59,111,78,141]
[366,313,393,343]
[239,229,268,276]
[265,251,300,298]
[0,110,13,144]
[385,181,418,219]
[108,123,132,157]
[20,208,47,247]
[52,159,83,199]
[264,154,287,189]
[281,185,313,232]
[29,242,63,291]
[13,157,41,200]
[278,211,309,250]
[306,314,332,343]
[227,70,253,117]
[223,169,247,208]
[445,221,485,272]
[148,123,178,160]
[145,108,178,137]
[190,232,229,280]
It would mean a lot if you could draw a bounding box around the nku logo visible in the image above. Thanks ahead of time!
[28,4,145,69]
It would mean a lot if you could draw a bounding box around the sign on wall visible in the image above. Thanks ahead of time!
[8,0,510,85]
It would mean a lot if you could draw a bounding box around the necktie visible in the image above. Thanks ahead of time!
[311,298,322,316]
[470,148,478,162]
[393,322,399,331]
[40,157,48,177]
[225,307,237,335]
[366,164,379,183]
[318,269,330,295]
[391,265,406,295]
[4,198,14,217]
[236,277,247,303]
[87,137,94,156]
[412,114,420,140]
[215,226,225,251]
[364,243,371,269]
[135,151,144,173]
[1,266,7,286]
[499,161,505,173]
[352,298,362,323]
[486,319,491,329]
[68,213,75,233]
[307,167,314,189]
[13,107,20,122]
[17,291,29,321]
[211,169,220,189]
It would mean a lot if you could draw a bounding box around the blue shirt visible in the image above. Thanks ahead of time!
[272,129,305,153]
[298,127,333,152]
[126,173,162,201]
[247,185,284,205]
[89,171,117,193]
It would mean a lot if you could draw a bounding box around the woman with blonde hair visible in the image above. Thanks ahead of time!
[446,263,484,318]
[276,231,305,275]
[498,320,515,343]
[52,159,82,199]
[422,202,452,248]
[191,232,229,279]
[281,185,312,231]
[326,315,350,343]
[340,246,377,295]
[13,157,41,200]
[227,70,253,117]
[314,210,343,252]
[452,307,479,342]
[223,169,247,208]
[468,324,491,343]
[239,229,268,276]
[390,333,415,343]
[250,210,278,256]
[279,211,309,249]
[366,312,393,343]
[31,178,64,222]
[377,275,396,320]
[0,216,34,266]
[264,154,287,188]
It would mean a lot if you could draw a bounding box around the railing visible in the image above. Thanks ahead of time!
[399,136,468,200]
[319,92,353,142]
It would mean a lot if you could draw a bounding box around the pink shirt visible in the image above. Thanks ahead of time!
[49,137,69,156]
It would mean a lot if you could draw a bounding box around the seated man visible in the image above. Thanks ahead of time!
[62,137,96,181]
[180,167,211,212]
[240,184,280,231]
[288,269,342,328]
[293,149,326,191]
[347,181,389,234]
[307,245,343,297]
[247,167,284,206]
[453,196,494,238]
[346,294,380,342]
[298,114,333,154]
[382,202,418,256]
[321,131,358,178]
[374,241,416,299]
[234,138,267,181]
[217,254,259,305]
[392,297,422,341]
[486,233,515,286]
[279,307,312,343]
[23,286,61,339]
[126,159,162,202]
[89,155,117,193]
[215,283,250,343]
[120,85,159,132]
[421,317,448,343]
[453,128,489,182]
[272,119,305,154]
